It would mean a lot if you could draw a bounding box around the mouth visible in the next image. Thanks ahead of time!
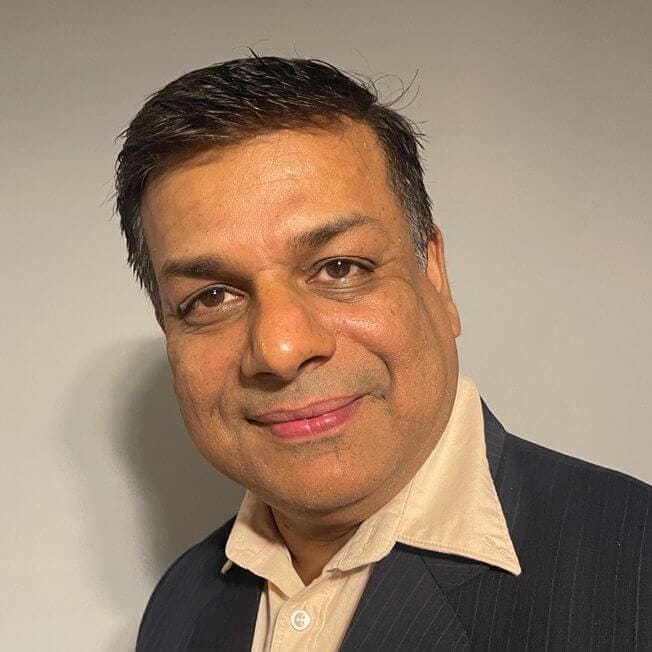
[249,395,364,441]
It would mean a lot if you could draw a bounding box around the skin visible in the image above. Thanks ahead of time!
[142,120,461,584]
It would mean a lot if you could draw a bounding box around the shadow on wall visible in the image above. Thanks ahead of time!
[62,337,243,647]
[118,338,244,571]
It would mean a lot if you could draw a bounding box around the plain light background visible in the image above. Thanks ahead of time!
[1,1,650,650]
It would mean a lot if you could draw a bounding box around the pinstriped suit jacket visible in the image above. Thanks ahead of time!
[136,403,650,651]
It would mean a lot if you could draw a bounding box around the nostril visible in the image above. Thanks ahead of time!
[298,354,331,373]
[240,297,336,381]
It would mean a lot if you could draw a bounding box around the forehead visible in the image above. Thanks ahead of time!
[141,121,405,265]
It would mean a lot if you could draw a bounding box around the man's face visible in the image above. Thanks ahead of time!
[142,121,461,523]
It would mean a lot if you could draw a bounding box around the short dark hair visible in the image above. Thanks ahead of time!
[115,56,435,321]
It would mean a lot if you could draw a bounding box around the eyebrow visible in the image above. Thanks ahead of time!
[159,214,378,282]
[290,214,376,252]
[160,254,229,282]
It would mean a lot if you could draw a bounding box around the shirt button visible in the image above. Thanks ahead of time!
[290,609,312,631]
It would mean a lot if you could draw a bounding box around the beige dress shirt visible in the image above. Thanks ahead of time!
[222,375,521,651]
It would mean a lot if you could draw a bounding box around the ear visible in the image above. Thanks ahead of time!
[425,228,461,338]
[156,313,167,333]
[153,297,167,334]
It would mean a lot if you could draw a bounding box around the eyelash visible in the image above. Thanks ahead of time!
[178,287,239,319]
[311,257,372,283]
[178,257,373,319]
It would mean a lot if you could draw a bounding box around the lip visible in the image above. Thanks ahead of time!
[249,395,364,441]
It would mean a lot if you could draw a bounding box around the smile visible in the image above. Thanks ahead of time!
[249,395,364,441]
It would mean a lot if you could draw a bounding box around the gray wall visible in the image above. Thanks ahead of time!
[1,1,650,649]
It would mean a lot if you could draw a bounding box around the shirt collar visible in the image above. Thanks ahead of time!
[328,375,521,575]
[223,375,521,590]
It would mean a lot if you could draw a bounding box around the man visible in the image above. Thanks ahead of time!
[115,57,649,650]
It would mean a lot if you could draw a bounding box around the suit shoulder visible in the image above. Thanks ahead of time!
[503,429,650,494]
[136,516,236,651]
[489,431,650,647]
[499,430,650,569]
[151,515,234,591]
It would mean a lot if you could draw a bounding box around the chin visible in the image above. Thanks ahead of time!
[259,466,387,519]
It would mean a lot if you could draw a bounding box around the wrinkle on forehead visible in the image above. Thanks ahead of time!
[146,120,386,206]
[141,120,402,272]
[226,128,382,200]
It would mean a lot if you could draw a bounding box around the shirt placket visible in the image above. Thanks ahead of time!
[269,577,335,651]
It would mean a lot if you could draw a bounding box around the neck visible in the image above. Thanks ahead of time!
[271,508,361,585]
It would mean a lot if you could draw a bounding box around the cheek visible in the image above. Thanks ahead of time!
[333,280,443,370]
[166,333,242,424]
[166,334,260,481]
[331,280,455,411]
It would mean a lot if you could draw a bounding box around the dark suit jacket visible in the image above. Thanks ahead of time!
[137,403,650,651]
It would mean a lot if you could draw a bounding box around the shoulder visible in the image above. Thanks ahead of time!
[136,517,235,652]
[484,401,649,534]
[500,426,650,536]
[498,428,649,594]
[481,420,650,646]
[502,428,649,501]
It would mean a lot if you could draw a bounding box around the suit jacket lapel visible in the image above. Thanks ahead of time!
[188,565,263,651]
[340,544,472,651]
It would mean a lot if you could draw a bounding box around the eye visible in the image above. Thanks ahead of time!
[179,285,240,319]
[196,287,229,308]
[313,258,370,282]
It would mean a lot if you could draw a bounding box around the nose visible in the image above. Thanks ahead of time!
[240,284,336,382]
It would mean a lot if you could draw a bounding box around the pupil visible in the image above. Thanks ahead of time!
[328,260,351,278]
[199,288,224,307]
